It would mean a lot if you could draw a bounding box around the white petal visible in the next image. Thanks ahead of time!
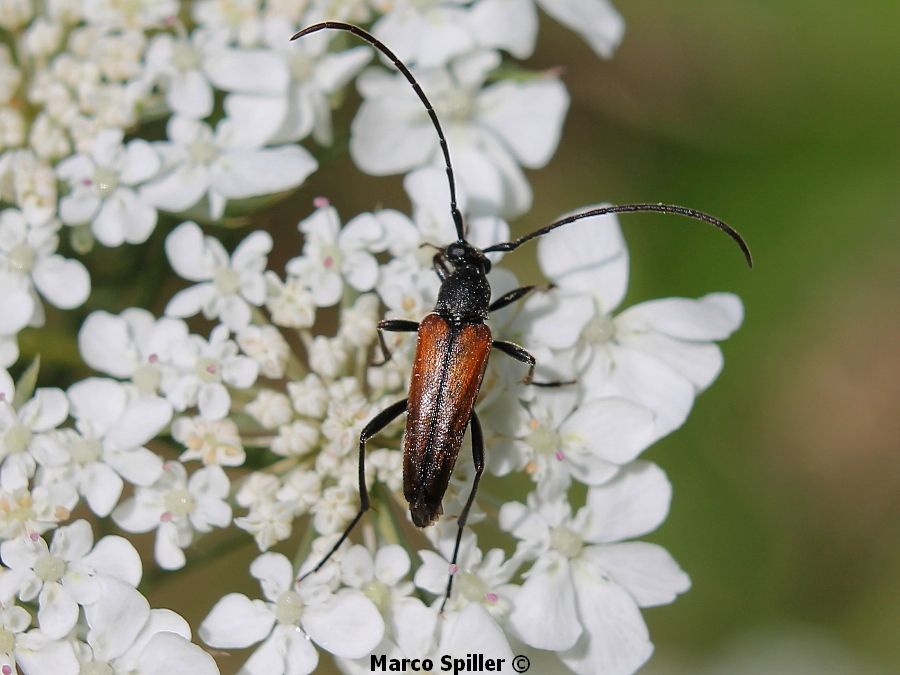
[59,190,101,225]
[249,552,292,600]
[617,293,744,341]
[211,146,317,199]
[199,593,275,648]
[198,382,230,420]
[537,0,626,58]
[350,97,435,175]
[563,398,656,465]
[0,276,34,334]
[584,543,690,608]
[50,519,93,561]
[232,230,272,269]
[561,561,652,675]
[82,462,124,517]
[30,387,69,430]
[537,208,628,311]
[68,378,126,436]
[32,255,90,309]
[14,635,78,675]
[168,71,214,120]
[106,396,172,449]
[135,632,219,675]
[107,446,164,486]
[374,545,410,586]
[85,578,151,661]
[204,49,289,95]
[165,284,217,319]
[120,140,161,185]
[223,93,287,148]
[78,311,136,377]
[241,627,318,675]
[471,0,538,58]
[83,535,142,587]
[165,221,215,281]
[38,582,79,638]
[626,333,724,391]
[154,520,186,569]
[140,165,210,213]
[582,462,672,543]
[478,78,569,168]
[301,590,384,659]
[439,603,513,660]
[508,556,580,650]
[94,189,157,246]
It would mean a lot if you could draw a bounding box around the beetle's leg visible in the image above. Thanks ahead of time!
[299,398,408,581]
[492,340,576,387]
[433,252,451,280]
[371,319,419,366]
[441,411,485,613]
[488,284,554,313]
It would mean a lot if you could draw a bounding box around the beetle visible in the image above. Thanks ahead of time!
[292,21,752,608]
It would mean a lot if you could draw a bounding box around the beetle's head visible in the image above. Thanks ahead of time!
[445,240,491,274]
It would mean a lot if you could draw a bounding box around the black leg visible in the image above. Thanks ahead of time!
[372,319,419,366]
[432,252,450,281]
[488,284,553,313]
[492,340,575,387]
[299,398,408,581]
[441,411,485,613]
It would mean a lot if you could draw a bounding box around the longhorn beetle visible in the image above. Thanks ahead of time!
[292,21,752,610]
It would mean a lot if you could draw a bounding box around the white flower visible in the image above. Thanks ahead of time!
[165,221,271,331]
[476,0,625,59]
[503,388,657,497]
[271,420,319,458]
[0,519,141,640]
[200,552,384,674]
[56,128,161,246]
[78,308,188,395]
[372,0,476,68]
[501,462,690,674]
[0,601,79,675]
[529,210,743,440]
[351,52,569,216]
[0,482,78,539]
[210,16,372,147]
[415,529,516,618]
[140,115,317,219]
[65,378,171,515]
[237,324,289,378]
[76,597,218,674]
[0,210,90,330]
[113,462,232,570]
[0,383,69,489]
[0,150,57,226]
[285,204,385,307]
[166,325,259,420]
[172,415,245,466]
[142,29,224,119]
[234,495,295,551]
[245,390,293,430]
[82,0,178,30]
[265,272,316,328]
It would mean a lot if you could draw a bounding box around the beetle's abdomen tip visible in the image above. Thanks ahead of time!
[410,501,442,528]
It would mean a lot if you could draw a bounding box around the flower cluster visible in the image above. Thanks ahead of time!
[0,1,746,674]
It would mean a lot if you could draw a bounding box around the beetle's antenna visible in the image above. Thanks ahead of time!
[292,21,466,242]
[483,203,753,267]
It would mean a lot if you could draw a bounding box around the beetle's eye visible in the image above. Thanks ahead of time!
[446,243,465,259]
[483,258,492,273]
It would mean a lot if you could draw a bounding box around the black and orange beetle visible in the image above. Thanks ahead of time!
[293,22,752,608]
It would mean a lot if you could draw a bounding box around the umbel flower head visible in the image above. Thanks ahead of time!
[0,2,749,674]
